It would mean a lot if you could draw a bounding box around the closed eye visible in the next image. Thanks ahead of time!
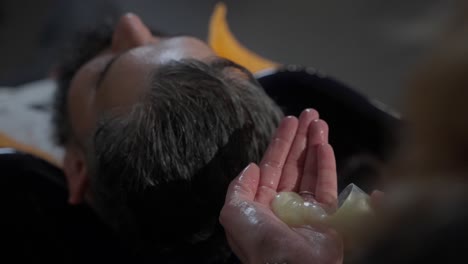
[96,51,128,88]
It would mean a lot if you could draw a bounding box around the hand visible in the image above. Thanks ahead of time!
[220,109,343,264]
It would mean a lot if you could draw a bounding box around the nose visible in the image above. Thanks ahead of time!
[111,13,156,53]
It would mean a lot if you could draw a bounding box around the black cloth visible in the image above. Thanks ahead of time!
[0,149,135,263]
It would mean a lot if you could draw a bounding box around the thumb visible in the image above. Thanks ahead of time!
[220,163,260,228]
[225,163,260,202]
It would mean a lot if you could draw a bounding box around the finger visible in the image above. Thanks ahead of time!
[225,163,261,203]
[255,116,299,205]
[299,119,329,198]
[220,164,259,228]
[220,163,263,264]
[278,109,319,192]
[315,143,338,208]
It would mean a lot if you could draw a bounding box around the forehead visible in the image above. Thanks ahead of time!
[96,37,216,110]
[124,37,215,65]
[67,36,216,137]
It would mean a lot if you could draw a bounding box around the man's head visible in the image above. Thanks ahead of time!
[53,14,282,259]
[55,14,220,203]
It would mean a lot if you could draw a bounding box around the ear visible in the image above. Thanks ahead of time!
[63,145,89,205]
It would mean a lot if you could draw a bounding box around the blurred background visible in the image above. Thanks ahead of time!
[0,0,460,109]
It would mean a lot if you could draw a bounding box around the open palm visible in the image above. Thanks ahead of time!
[220,109,343,264]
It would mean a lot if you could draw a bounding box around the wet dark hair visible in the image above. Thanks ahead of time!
[87,58,282,262]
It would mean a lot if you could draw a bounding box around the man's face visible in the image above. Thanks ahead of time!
[63,13,216,204]
[68,14,216,144]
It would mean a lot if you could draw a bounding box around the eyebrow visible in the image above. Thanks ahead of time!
[96,51,127,88]
[211,57,258,83]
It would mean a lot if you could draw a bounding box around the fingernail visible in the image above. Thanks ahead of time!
[280,116,298,128]
[303,108,317,115]
[300,108,318,120]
